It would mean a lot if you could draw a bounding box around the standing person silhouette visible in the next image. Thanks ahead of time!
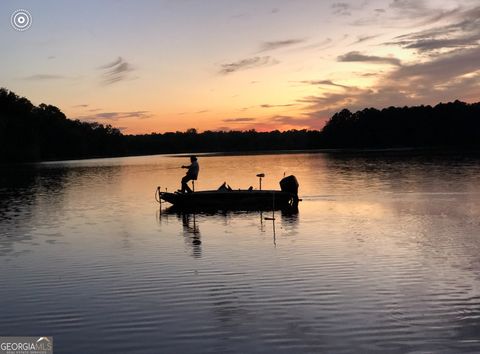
[179,156,199,193]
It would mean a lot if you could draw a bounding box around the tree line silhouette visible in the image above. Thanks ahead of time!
[0,88,125,162]
[322,102,480,148]
[1,88,479,162]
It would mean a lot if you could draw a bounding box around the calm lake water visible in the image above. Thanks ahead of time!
[1,152,480,353]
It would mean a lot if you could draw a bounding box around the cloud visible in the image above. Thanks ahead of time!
[332,2,352,16]
[73,104,89,108]
[99,57,134,85]
[402,36,480,52]
[389,0,427,13]
[332,1,371,17]
[391,46,480,83]
[260,103,296,108]
[352,0,460,27]
[78,111,151,121]
[294,38,333,52]
[298,45,480,127]
[222,117,256,123]
[359,72,381,77]
[99,57,122,69]
[299,79,350,89]
[388,0,461,25]
[337,51,402,66]
[387,6,480,52]
[23,74,64,80]
[176,109,209,115]
[212,2,480,131]
[219,56,279,75]
[259,38,306,52]
[352,34,380,44]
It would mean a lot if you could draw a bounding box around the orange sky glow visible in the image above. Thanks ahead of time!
[3,0,480,134]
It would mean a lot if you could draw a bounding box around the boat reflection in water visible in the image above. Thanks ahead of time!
[157,204,299,254]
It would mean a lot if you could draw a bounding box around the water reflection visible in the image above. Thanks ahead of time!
[0,165,69,256]
[158,204,300,252]
[2,152,480,353]
[180,213,202,258]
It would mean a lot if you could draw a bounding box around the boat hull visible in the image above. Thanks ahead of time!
[159,190,298,211]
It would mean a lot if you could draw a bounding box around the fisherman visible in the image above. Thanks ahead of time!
[179,156,199,193]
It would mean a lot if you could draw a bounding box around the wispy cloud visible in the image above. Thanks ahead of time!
[299,79,351,89]
[99,57,134,85]
[332,1,371,17]
[352,34,380,45]
[352,0,459,27]
[23,74,64,81]
[295,38,333,51]
[389,0,428,14]
[260,103,296,108]
[332,2,352,16]
[391,46,480,83]
[337,51,402,66]
[219,56,279,75]
[387,0,459,24]
[387,6,480,52]
[259,38,306,52]
[223,117,256,123]
[78,111,151,121]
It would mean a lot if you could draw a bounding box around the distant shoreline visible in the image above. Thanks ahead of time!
[0,147,476,167]
[2,88,480,164]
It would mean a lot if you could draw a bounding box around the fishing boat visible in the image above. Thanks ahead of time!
[156,175,299,211]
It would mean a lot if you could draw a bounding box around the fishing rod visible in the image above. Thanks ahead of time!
[158,166,183,170]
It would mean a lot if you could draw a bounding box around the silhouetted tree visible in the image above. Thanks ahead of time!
[0,88,126,162]
[321,101,480,149]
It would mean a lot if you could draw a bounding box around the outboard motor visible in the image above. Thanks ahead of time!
[280,175,299,205]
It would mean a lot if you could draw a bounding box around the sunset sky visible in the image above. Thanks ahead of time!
[2,0,480,134]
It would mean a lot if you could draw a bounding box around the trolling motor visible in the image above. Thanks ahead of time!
[256,173,265,190]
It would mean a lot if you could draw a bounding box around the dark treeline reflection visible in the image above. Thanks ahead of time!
[1,88,480,163]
